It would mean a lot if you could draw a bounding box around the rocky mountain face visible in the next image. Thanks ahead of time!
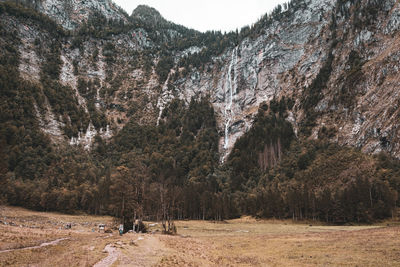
[3,0,128,29]
[2,0,400,160]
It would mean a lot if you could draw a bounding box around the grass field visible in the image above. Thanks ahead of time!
[1,206,399,266]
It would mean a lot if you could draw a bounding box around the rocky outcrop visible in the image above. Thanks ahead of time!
[1,0,128,30]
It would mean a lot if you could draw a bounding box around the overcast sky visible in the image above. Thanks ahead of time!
[113,0,288,33]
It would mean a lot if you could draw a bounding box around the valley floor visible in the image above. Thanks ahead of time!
[0,206,399,266]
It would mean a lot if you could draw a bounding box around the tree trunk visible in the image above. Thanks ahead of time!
[122,195,125,223]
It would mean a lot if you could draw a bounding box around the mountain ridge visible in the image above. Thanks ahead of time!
[2,0,400,159]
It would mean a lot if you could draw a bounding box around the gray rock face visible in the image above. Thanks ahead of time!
[385,4,400,34]
[165,0,336,159]
[4,0,400,159]
[2,0,128,30]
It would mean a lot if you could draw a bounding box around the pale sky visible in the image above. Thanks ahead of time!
[113,0,288,33]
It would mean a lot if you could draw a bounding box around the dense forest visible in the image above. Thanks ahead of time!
[0,0,400,232]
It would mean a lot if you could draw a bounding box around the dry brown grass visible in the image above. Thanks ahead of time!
[0,225,67,250]
[158,219,400,266]
[0,206,116,266]
[1,206,399,266]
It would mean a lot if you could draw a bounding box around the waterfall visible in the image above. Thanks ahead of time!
[224,47,238,151]
[95,87,100,109]
[157,73,172,126]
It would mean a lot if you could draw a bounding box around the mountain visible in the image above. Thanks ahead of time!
[131,5,166,25]
[1,0,128,29]
[1,0,400,222]
[4,0,400,159]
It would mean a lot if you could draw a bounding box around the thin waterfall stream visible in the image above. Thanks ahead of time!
[223,47,238,156]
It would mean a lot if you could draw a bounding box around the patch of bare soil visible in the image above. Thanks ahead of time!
[93,235,169,267]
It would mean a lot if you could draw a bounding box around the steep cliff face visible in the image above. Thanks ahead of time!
[2,0,400,160]
[317,0,400,158]
[169,0,336,159]
[169,0,400,160]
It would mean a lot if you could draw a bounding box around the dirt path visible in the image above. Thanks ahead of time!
[0,238,69,254]
[92,235,170,267]
[93,244,120,267]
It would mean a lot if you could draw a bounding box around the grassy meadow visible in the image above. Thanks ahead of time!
[0,206,399,266]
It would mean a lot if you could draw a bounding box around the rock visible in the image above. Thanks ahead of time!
[4,0,400,161]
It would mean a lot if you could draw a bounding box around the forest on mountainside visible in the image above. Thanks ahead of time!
[0,0,400,229]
